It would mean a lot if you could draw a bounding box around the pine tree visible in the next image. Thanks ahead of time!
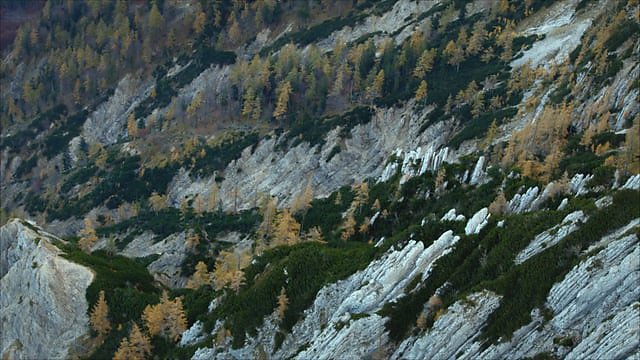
[276,287,289,320]
[90,290,111,337]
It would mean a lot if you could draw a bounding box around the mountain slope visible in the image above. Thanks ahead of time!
[1,0,639,359]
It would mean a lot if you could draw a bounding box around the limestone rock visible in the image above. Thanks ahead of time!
[515,210,587,264]
[1,219,94,360]
[465,207,490,235]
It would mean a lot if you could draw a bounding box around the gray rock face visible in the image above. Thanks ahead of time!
[468,156,487,185]
[315,0,441,52]
[1,219,94,360]
[393,220,640,360]
[515,210,587,264]
[82,74,153,145]
[196,233,461,359]
[622,174,640,190]
[391,290,502,360]
[465,207,490,235]
[122,231,190,288]
[170,101,454,211]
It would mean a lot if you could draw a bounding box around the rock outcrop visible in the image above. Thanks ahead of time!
[515,210,587,264]
[1,219,94,360]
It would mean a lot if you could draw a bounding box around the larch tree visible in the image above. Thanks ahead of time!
[193,10,207,34]
[149,192,167,212]
[113,323,152,360]
[187,261,212,289]
[273,81,292,120]
[276,287,289,320]
[351,182,369,214]
[306,226,326,243]
[192,194,205,216]
[127,113,138,138]
[142,292,188,342]
[187,92,204,126]
[341,212,356,241]
[148,1,164,30]
[488,190,508,215]
[79,217,98,253]
[257,195,277,239]
[185,232,200,252]
[413,49,436,78]
[466,21,487,56]
[481,120,499,151]
[443,40,464,71]
[90,290,111,337]
[367,69,385,102]
[273,209,300,246]
[415,80,428,103]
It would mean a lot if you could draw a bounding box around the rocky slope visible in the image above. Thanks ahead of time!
[1,0,639,359]
[0,219,94,359]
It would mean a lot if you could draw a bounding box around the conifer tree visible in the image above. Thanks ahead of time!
[276,287,289,320]
[273,209,300,246]
[79,217,98,253]
[149,192,167,212]
[341,212,356,241]
[187,261,212,289]
[90,290,111,337]
[444,40,465,71]
[113,323,152,360]
[142,292,187,342]
[273,81,292,120]
[415,80,428,103]
[127,113,138,139]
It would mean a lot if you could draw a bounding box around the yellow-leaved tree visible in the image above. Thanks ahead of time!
[142,292,187,342]
[415,80,428,103]
[273,81,292,120]
[113,323,152,360]
[273,209,300,247]
[90,290,111,338]
[276,287,289,320]
[341,212,356,241]
[78,217,98,253]
[187,261,212,289]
